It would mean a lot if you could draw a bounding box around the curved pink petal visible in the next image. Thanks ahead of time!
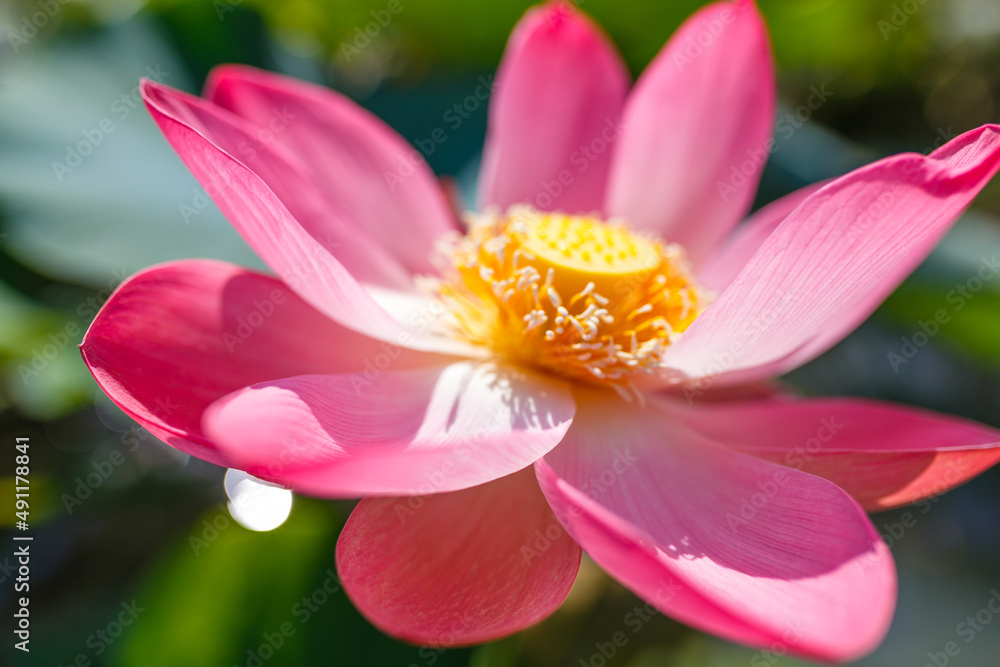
[605,0,775,264]
[80,260,434,466]
[662,124,1000,387]
[336,467,581,645]
[698,181,826,292]
[205,65,456,276]
[203,361,575,497]
[763,132,1000,377]
[142,80,471,355]
[478,1,629,215]
[144,79,408,289]
[664,395,1000,511]
[536,390,895,662]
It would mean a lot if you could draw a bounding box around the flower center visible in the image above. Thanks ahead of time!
[424,206,706,395]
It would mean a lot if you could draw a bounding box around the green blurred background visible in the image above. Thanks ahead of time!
[1,0,1000,665]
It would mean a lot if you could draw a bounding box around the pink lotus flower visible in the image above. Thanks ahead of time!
[82,0,1000,661]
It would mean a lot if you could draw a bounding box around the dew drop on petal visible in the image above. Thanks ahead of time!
[224,469,293,532]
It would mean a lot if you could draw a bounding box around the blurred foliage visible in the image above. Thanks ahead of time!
[116,499,475,667]
[1,0,1000,666]
[0,282,94,419]
[146,0,936,84]
[877,209,1000,370]
[881,282,1000,367]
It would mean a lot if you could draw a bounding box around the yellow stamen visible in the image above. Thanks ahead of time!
[425,206,708,393]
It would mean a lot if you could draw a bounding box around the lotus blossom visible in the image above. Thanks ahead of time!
[81,0,1000,661]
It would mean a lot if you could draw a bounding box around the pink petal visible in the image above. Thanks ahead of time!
[664,395,1000,511]
[698,181,826,292]
[142,80,468,355]
[769,132,1000,376]
[536,390,896,662]
[205,65,456,276]
[203,362,575,497]
[605,0,776,264]
[144,79,409,289]
[478,1,629,215]
[80,260,433,466]
[662,124,1000,387]
[336,468,581,645]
